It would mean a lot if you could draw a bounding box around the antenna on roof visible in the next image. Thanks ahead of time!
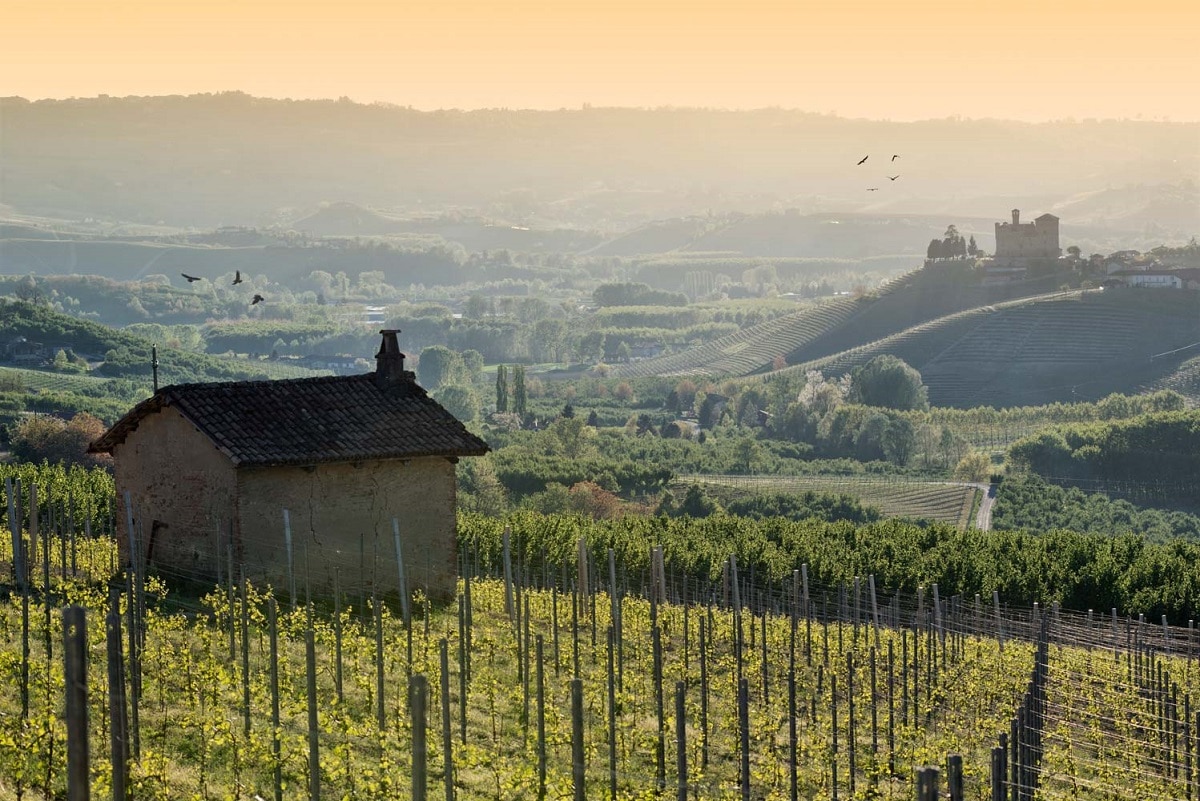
[152,344,159,392]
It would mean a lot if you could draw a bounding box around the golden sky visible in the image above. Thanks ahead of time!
[3,0,1198,120]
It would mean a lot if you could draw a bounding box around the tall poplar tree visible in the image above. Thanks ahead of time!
[513,365,528,417]
[495,364,509,412]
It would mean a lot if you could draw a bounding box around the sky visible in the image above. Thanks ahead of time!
[3,0,1199,121]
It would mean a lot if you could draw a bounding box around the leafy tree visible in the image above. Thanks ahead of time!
[433,384,479,423]
[658,484,722,518]
[882,417,917,466]
[548,416,594,459]
[954,451,993,482]
[417,345,464,390]
[461,349,484,381]
[848,355,929,411]
[967,235,979,256]
[9,412,111,468]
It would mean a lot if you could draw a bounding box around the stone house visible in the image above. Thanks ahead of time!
[89,330,488,601]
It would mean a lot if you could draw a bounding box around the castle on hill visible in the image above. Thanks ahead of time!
[994,209,1060,262]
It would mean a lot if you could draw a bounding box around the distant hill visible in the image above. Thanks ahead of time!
[614,262,1075,380]
[771,288,1200,408]
[2,95,1197,231]
[0,300,328,387]
[619,259,1200,408]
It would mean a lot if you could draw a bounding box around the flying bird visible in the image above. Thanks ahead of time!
[857,155,869,165]
[232,270,243,285]
[251,294,265,305]
[891,154,900,161]
[181,273,201,283]
[888,175,900,181]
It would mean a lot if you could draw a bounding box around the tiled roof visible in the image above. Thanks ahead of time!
[90,373,489,466]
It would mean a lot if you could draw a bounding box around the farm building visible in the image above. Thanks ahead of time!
[89,330,488,601]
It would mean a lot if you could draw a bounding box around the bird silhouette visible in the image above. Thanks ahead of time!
[867,187,880,191]
[181,273,201,283]
[891,154,900,161]
[888,175,899,181]
[251,294,265,305]
[232,270,243,285]
[857,155,869,165]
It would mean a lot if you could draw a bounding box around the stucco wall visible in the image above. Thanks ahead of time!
[112,406,237,585]
[236,456,458,602]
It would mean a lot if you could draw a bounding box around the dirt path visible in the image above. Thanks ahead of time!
[975,483,997,531]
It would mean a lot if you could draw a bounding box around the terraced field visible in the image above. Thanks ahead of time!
[613,295,864,378]
[679,473,981,529]
[1148,350,1200,404]
[746,288,1200,408]
[0,365,115,392]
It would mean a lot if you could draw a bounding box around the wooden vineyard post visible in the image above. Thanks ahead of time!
[653,624,666,792]
[241,569,251,737]
[607,627,617,800]
[916,766,940,801]
[458,597,468,746]
[802,563,811,666]
[502,525,514,619]
[306,623,320,801]
[282,509,295,610]
[991,743,1006,801]
[64,606,89,801]
[888,639,896,776]
[699,613,709,770]
[440,640,454,801]
[788,652,798,801]
[571,678,585,801]
[869,574,881,650]
[848,650,857,796]
[576,536,589,603]
[994,590,1005,653]
[675,681,687,801]
[831,673,839,800]
[536,635,547,801]
[375,594,386,731]
[411,674,428,801]
[393,518,411,628]
[947,753,964,801]
[739,677,750,801]
[106,590,128,801]
[870,646,879,766]
[268,598,282,801]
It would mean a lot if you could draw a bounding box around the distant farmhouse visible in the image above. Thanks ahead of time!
[994,209,1061,262]
[90,330,488,601]
[4,336,47,365]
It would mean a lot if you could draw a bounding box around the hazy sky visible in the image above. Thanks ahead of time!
[4,0,1198,120]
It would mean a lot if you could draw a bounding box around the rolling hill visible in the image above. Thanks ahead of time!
[616,257,1200,408]
[769,288,1200,408]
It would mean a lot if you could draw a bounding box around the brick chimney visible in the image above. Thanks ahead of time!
[1012,209,1020,225]
[374,329,413,388]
